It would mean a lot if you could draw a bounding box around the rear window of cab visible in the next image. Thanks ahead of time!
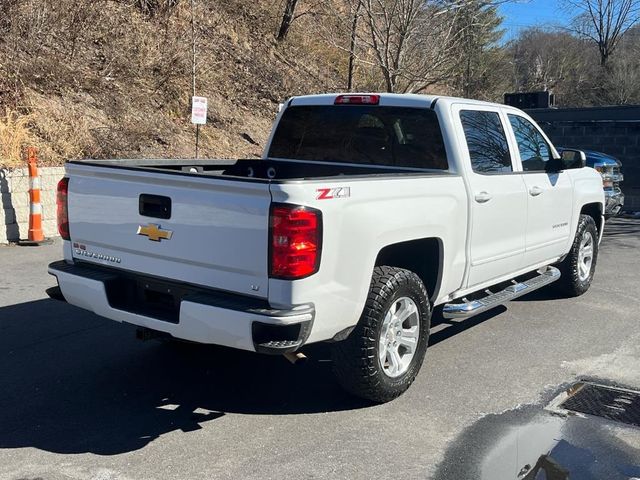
[268,105,448,170]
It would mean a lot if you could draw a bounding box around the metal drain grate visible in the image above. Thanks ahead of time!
[560,382,640,427]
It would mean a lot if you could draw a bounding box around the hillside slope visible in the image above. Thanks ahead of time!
[0,0,345,167]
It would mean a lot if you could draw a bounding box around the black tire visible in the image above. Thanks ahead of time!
[331,266,431,403]
[555,214,599,297]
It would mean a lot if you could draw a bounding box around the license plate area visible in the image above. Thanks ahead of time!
[74,261,272,324]
[106,276,190,324]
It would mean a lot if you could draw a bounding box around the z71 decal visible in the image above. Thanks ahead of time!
[317,187,351,200]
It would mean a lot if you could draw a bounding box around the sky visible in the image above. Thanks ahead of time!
[498,0,575,41]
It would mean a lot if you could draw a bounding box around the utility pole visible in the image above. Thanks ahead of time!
[190,0,199,158]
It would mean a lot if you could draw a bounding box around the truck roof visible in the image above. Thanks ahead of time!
[288,93,508,110]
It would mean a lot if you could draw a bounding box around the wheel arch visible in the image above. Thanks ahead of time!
[374,237,443,302]
[580,202,604,237]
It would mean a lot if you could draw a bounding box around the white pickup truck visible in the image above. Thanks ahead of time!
[48,93,604,403]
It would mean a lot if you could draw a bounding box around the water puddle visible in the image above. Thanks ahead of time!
[434,387,640,479]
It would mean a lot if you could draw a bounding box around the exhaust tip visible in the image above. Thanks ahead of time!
[283,351,307,365]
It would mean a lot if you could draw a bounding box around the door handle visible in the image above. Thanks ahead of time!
[474,191,492,203]
[529,186,543,196]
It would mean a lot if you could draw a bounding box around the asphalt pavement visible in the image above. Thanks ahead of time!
[1,218,639,480]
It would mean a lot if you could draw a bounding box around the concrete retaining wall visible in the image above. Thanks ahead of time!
[0,167,65,244]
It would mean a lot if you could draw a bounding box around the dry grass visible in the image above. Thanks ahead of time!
[0,0,348,166]
[0,97,97,169]
[25,91,100,165]
[0,108,32,169]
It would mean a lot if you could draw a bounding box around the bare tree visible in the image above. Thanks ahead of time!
[277,0,300,41]
[135,0,179,17]
[451,2,507,99]
[276,0,332,41]
[511,28,597,106]
[509,24,640,106]
[566,0,640,68]
[603,25,640,103]
[356,0,471,93]
[352,0,514,93]
[606,54,640,102]
[347,0,362,90]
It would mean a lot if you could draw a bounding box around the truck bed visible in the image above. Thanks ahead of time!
[69,158,448,182]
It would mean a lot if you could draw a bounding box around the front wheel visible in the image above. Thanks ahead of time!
[331,266,431,403]
[555,214,599,297]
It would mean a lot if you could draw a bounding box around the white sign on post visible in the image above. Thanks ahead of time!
[191,96,208,125]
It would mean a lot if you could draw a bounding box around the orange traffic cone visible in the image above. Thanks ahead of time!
[19,147,52,246]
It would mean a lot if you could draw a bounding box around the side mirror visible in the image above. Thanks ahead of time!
[545,156,565,173]
[559,149,587,169]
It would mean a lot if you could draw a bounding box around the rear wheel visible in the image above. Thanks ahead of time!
[556,214,599,297]
[331,266,431,403]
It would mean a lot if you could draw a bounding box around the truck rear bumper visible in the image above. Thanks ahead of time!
[48,261,314,353]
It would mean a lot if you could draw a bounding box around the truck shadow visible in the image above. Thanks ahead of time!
[0,298,365,456]
[429,306,506,346]
[0,297,514,456]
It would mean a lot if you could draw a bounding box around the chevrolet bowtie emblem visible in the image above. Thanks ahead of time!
[137,223,173,242]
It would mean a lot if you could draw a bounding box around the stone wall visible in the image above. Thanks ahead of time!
[527,106,640,211]
[0,167,66,244]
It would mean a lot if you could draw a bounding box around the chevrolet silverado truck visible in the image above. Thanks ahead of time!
[48,93,604,403]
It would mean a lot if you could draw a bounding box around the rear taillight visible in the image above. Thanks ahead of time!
[269,204,322,279]
[57,177,70,240]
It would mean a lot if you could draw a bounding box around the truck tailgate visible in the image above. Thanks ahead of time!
[65,163,271,299]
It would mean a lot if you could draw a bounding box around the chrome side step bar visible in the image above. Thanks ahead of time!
[442,266,561,319]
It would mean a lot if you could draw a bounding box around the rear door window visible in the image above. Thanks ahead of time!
[460,110,512,174]
[268,105,448,169]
